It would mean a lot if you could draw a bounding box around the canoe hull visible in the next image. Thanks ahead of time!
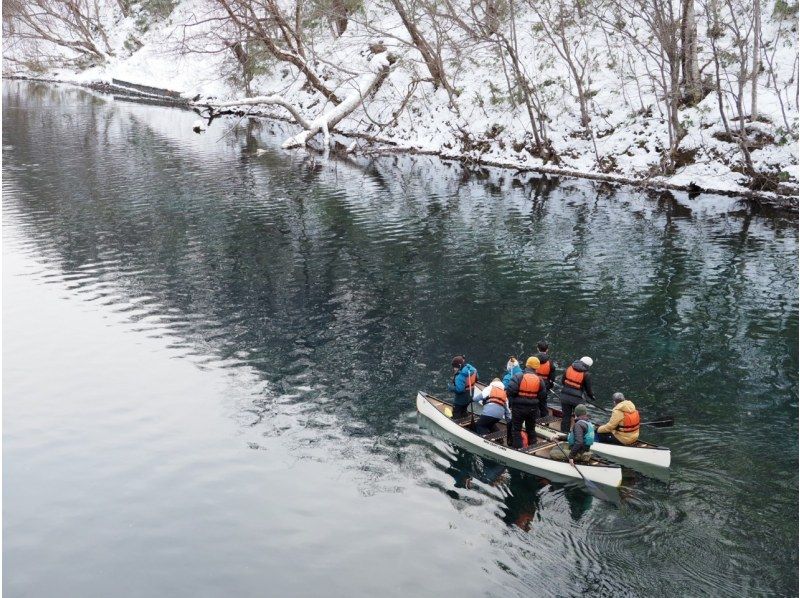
[534,423,671,469]
[416,392,622,487]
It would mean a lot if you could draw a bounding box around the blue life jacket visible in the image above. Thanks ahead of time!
[568,419,595,447]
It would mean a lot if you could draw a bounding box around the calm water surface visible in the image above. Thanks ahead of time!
[3,81,798,597]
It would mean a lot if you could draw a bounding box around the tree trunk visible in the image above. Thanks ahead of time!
[389,0,452,94]
[330,0,349,37]
[751,0,760,118]
[681,0,701,103]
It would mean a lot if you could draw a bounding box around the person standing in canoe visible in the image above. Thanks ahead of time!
[595,392,641,445]
[473,378,512,435]
[533,340,556,416]
[506,356,547,449]
[502,356,522,389]
[559,356,596,433]
[448,355,478,419]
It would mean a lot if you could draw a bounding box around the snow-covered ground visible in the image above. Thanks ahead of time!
[3,0,798,200]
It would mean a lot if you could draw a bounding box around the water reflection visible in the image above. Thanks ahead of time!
[3,80,798,596]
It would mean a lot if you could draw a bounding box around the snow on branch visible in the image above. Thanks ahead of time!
[197,50,398,150]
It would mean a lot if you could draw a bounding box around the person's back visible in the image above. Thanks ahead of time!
[596,392,640,445]
[448,355,478,418]
[474,378,512,436]
[560,359,593,404]
[507,358,546,448]
[533,340,556,391]
[507,364,545,408]
[558,356,595,433]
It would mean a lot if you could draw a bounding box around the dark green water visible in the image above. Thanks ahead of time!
[3,80,798,597]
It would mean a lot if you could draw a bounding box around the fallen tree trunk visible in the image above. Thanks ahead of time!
[197,50,397,149]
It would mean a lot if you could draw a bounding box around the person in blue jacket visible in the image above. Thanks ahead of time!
[502,356,522,389]
[448,355,478,419]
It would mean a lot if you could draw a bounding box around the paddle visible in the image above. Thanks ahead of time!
[548,387,675,429]
[589,402,675,428]
[551,433,603,496]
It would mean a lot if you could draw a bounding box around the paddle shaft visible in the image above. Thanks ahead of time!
[549,387,673,428]
[551,436,596,487]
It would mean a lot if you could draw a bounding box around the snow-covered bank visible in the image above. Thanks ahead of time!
[3,0,798,203]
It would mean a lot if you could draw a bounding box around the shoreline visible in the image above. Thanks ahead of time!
[7,73,797,211]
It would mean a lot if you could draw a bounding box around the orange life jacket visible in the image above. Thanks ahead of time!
[518,372,542,398]
[486,385,508,407]
[465,371,477,392]
[563,366,585,389]
[619,410,641,433]
[536,359,552,378]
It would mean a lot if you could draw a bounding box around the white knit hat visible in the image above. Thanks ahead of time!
[580,356,594,367]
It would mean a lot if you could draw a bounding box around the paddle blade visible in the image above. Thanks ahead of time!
[642,416,674,428]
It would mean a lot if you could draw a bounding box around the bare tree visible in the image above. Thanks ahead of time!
[214,0,343,104]
[389,0,455,97]
[4,0,115,66]
[594,0,686,172]
[438,0,552,156]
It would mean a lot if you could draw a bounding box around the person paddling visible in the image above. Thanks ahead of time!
[596,392,641,445]
[473,378,512,435]
[558,356,596,433]
[549,404,595,464]
[506,356,547,449]
[448,355,478,419]
[533,340,556,416]
[567,405,595,464]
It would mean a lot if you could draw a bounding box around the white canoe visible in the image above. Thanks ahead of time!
[416,392,622,488]
[472,382,671,470]
[534,410,672,469]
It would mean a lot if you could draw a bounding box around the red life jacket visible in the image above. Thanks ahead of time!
[485,385,508,407]
[518,373,542,398]
[536,359,552,378]
[619,410,641,433]
[563,366,585,389]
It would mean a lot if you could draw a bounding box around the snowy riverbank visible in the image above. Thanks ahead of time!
[3,0,798,202]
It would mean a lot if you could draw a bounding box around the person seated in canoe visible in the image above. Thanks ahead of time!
[447,355,478,419]
[549,404,595,464]
[558,356,596,433]
[534,341,556,404]
[506,356,547,449]
[473,378,512,436]
[595,392,641,445]
[502,356,522,389]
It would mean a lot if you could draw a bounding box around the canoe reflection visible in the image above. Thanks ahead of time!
[441,447,602,526]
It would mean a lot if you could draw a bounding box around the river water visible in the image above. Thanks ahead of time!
[3,80,798,597]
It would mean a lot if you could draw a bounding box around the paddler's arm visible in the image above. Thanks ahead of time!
[473,385,490,403]
[536,376,547,402]
[596,409,622,434]
[569,422,587,459]
[583,374,595,401]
